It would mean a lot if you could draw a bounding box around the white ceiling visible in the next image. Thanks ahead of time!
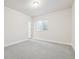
[5,0,73,16]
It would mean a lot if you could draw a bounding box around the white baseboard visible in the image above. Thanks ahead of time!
[4,39,29,48]
[33,37,75,50]
[4,37,74,50]
[33,37,72,46]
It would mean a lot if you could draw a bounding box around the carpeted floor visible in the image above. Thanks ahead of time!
[4,39,75,59]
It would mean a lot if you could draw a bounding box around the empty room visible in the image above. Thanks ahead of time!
[4,0,75,59]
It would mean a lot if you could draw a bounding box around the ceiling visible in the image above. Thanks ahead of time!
[5,0,73,16]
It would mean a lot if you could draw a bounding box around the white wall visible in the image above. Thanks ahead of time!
[4,7,31,46]
[72,3,75,48]
[5,6,74,48]
[33,8,72,45]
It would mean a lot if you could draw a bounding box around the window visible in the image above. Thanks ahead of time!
[35,19,48,32]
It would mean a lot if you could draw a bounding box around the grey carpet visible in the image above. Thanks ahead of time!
[4,39,75,59]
